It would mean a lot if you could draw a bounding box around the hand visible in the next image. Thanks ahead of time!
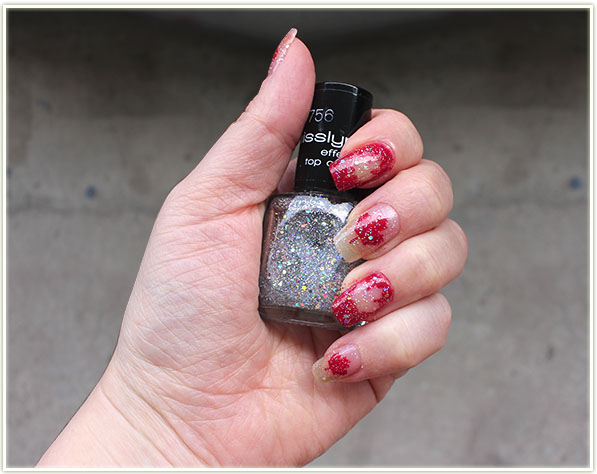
[38,30,467,467]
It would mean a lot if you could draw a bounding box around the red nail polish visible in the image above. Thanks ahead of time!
[353,204,399,246]
[353,212,388,245]
[327,353,351,376]
[334,204,400,262]
[329,142,395,191]
[332,271,394,327]
[313,344,361,381]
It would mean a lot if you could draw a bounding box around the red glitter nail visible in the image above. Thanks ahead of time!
[313,344,361,381]
[268,28,297,76]
[329,142,395,191]
[325,353,351,376]
[334,203,400,263]
[332,271,394,327]
[350,211,389,246]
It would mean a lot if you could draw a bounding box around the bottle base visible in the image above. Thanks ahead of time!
[259,305,349,331]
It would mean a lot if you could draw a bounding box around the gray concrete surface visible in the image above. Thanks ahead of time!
[7,10,588,467]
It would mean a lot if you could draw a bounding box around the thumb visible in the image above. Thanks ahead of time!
[177,29,315,214]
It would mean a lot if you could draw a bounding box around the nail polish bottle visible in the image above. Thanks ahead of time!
[259,82,373,330]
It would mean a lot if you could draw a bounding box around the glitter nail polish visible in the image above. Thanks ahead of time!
[268,28,297,76]
[329,142,395,191]
[333,203,400,263]
[332,271,394,327]
[312,344,362,381]
[259,82,374,330]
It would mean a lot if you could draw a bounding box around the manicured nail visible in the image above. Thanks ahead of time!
[332,272,394,327]
[268,28,297,76]
[334,203,400,262]
[312,345,362,382]
[329,142,395,191]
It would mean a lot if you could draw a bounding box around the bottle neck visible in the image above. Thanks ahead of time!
[292,183,373,202]
[293,84,372,198]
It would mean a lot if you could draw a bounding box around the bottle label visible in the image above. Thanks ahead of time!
[294,88,371,193]
[301,130,347,163]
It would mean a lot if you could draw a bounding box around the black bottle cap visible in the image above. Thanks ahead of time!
[294,82,373,199]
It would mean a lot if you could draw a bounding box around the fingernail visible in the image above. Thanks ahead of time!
[329,142,395,191]
[334,204,400,262]
[332,272,394,327]
[268,28,297,76]
[312,344,362,382]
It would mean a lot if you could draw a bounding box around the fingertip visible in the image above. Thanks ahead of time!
[187,32,316,212]
[327,109,424,191]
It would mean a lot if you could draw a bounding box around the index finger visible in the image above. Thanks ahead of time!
[328,109,423,191]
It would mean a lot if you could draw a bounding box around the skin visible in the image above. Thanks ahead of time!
[37,36,467,467]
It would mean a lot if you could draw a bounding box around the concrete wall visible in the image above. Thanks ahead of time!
[7,10,588,467]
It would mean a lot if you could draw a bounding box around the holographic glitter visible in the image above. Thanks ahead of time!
[334,203,400,262]
[332,271,394,327]
[329,142,394,191]
[259,193,359,328]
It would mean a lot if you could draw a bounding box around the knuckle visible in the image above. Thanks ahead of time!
[236,110,295,154]
[427,160,452,190]
[425,184,447,222]
[385,317,420,370]
[402,349,420,369]
[431,293,452,345]
[433,292,452,317]
[389,110,417,135]
[424,161,454,215]
[388,294,453,371]
[408,241,445,295]
[445,219,469,259]
[383,108,411,125]
[403,163,453,224]
[394,328,421,369]
[383,109,424,158]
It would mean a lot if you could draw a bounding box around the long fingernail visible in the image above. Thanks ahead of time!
[268,28,297,76]
[312,344,362,382]
[329,142,395,191]
[334,203,400,262]
[333,272,394,327]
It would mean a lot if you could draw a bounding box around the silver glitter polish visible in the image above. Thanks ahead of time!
[258,82,374,330]
[259,193,359,329]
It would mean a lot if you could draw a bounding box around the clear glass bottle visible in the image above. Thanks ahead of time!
[258,82,373,330]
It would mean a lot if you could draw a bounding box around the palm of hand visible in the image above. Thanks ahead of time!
[113,193,387,466]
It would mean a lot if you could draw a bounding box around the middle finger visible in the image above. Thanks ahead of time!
[334,159,454,263]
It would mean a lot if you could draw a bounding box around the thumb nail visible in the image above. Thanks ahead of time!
[268,28,298,76]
